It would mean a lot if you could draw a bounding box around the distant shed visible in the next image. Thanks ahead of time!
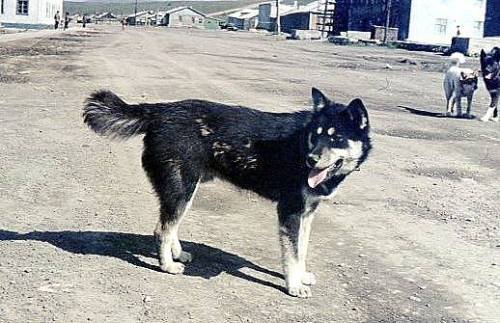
[164,7,199,28]
[257,1,323,33]
[227,9,258,30]
[281,11,318,34]
[126,11,148,25]
[95,12,118,24]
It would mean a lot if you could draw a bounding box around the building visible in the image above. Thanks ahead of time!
[126,11,149,25]
[124,7,218,29]
[257,2,297,31]
[484,0,500,37]
[0,0,63,29]
[335,0,488,44]
[335,0,412,40]
[257,1,333,34]
[161,6,216,29]
[227,9,258,30]
[94,12,118,24]
[282,1,332,35]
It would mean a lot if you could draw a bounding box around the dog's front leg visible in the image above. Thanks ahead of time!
[481,93,499,122]
[492,93,499,122]
[277,198,317,298]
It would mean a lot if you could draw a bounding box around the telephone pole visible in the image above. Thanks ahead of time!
[383,0,392,44]
[275,0,281,34]
[134,0,138,26]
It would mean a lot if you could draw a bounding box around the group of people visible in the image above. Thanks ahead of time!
[53,11,72,30]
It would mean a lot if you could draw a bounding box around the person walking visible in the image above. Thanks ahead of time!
[82,14,87,28]
[64,12,70,30]
[54,11,61,29]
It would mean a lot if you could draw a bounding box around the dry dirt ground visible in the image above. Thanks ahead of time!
[0,26,498,323]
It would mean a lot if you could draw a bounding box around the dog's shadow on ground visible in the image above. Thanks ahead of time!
[398,105,476,119]
[0,229,285,293]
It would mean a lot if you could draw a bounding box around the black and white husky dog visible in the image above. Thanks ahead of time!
[83,88,372,298]
[480,47,500,122]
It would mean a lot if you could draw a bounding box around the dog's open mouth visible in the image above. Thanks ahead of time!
[308,159,344,188]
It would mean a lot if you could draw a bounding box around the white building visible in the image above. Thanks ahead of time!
[0,0,63,29]
[407,0,487,44]
[337,0,489,45]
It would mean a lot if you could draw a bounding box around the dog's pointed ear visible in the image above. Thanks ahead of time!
[481,49,486,58]
[494,47,500,61]
[344,98,369,133]
[460,71,466,80]
[312,87,330,112]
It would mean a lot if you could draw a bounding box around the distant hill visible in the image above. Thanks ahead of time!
[64,0,315,16]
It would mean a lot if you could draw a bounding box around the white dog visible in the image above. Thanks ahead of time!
[443,52,479,118]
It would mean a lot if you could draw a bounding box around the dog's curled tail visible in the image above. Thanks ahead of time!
[449,52,466,66]
[83,90,152,139]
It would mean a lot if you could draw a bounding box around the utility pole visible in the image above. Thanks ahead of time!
[134,0,138,26]
[321,0,328,37]
[383,0,392,44]
[275,0,280,34]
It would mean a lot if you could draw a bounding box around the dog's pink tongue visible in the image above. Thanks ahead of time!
[308,168,329,188]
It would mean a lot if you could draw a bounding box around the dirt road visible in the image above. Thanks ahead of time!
[0,26,498,322]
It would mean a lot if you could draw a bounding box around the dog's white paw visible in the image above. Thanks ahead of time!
[288,284,312,298]
[301,272,316,285]
[492,117,499,122]
[175,251,193,263]
[160,262,185,274]
[480,116,490,122]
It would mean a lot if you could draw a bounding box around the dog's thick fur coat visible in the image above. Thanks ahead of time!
[480,47,500,122]
[83,89,372,297]
[443,52,478,117]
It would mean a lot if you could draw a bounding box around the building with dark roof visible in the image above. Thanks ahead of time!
[484,0,500,37]
[335,0,490,44]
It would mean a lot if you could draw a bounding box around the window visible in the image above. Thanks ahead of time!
[17,0,29,15]
[199,18,203,24]
[435,18,447,35]
[474,21,483,31]
[191,16,195,23]
[178,15,182,22]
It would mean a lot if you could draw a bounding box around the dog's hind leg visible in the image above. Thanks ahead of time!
[146,160,200,274]
[446,95,455,116]
[455,94,463,117]
[465,94,473,118]
[171,179,200,263]
[277,196,318,298]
